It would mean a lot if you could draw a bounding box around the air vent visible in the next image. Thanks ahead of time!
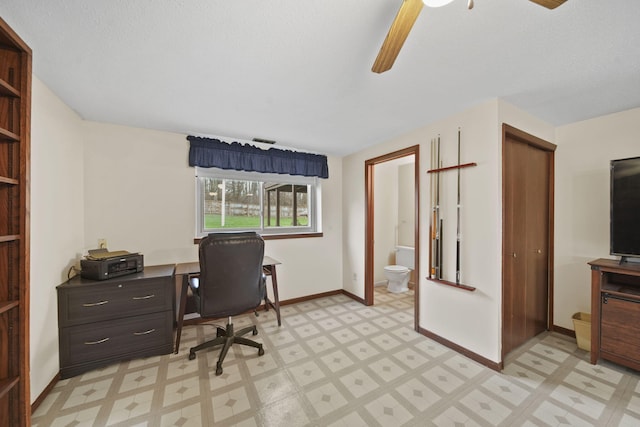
[252,138,276,145]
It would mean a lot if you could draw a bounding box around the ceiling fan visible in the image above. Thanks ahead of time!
[371,0,567,74]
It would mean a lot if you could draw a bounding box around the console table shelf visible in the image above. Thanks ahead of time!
[589,258,640,371]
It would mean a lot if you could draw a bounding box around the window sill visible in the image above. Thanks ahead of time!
[193,232,323,245]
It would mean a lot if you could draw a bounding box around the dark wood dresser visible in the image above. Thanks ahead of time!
[57,264,175,378]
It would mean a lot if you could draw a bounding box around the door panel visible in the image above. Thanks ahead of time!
[503,138,528,355]
[502,125,554,359]
[526,146,550,338]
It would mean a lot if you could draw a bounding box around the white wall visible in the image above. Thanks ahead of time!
[258,155,343,301]
[82,122,344,301]
[28,69,639,401]
[30,77,85,402]
[342,135,420,297]
[373,161,398,284]
[554,107,640,329]
[29,81,343,401]
[397,162,415,248]
[372,158,415,285]
[82,122,197,265]
[343,99,559,363]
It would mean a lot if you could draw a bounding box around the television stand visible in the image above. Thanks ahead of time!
[619,256,640,265]
[589,258,640,371]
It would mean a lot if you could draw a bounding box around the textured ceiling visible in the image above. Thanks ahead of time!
[1,0,639,156]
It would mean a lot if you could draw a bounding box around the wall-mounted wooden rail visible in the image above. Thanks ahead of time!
[427,162,477,174]
[427,277,476,292]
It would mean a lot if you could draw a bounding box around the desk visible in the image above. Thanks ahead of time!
[174,256,281,353]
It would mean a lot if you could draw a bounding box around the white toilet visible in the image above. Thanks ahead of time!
[384,245,414,293]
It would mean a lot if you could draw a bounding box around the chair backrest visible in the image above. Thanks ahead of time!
[196,232,265,318]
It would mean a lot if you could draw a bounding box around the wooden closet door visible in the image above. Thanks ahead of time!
[525,145,550,339]
[503,138,528,356]
[502,125,554,359]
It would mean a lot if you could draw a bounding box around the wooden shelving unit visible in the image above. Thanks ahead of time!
[0,16,31,427]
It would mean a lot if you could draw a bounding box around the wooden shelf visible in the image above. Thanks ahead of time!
[0,78,19,97]
[427,277,476,292]
[0,16,31,426]
[0,127,19,142]
[0,300,19,315]
[602,284,640,298]
[0,175,18,185]
[0,376,20,400]
[427,162,477,174]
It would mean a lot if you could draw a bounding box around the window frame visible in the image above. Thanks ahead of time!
[195,167,320,238]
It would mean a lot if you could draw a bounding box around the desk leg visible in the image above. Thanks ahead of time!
[175,274,189,354]
[269,266,282,327]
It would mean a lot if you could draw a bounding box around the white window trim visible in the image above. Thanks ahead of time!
[195,167,319,237]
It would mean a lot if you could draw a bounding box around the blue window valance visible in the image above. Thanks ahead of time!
[187,136,329,179]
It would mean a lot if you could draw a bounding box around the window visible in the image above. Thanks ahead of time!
[196,167,319,237]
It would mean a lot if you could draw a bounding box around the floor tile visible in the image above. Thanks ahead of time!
[31,287,640,427]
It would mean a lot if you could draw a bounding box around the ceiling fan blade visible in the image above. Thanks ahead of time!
[372,0,424,74]
[529,0,567,9]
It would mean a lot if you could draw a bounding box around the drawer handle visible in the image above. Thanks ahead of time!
[82,300,109,307]
[84,337,110,345]
[133,329,156,336]
[132,294,155,300]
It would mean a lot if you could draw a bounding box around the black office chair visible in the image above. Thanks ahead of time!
[188,232,266,375]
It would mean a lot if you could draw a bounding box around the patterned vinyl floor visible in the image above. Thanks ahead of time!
[33,287,640,426]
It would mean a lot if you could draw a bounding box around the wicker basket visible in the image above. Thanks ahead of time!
[572,312,591,351]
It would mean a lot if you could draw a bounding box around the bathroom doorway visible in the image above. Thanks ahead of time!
[365,145,420,331]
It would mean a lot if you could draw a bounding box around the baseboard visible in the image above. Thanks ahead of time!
[32,372,60,414]
[279,289,344,306]
[419,327,503,372]
[552,324,576,338]
[341,289,366,304]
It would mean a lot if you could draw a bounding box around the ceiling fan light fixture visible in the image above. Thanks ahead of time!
[422,0,455,7]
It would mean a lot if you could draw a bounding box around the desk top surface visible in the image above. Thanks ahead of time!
[59,264,176,288]
[175,256,281,276]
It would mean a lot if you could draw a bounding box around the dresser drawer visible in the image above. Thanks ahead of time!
[59,311,172,368]
[58,277,172,326]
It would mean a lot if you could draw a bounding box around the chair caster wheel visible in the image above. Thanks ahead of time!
[188,352,196,360]
[216,365,223,376]
[252,327,258,336]
[258,347,265,356]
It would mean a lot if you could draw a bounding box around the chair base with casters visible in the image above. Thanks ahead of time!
[188,316,265,376]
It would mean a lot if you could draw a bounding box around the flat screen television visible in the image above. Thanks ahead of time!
[610,156,640,262]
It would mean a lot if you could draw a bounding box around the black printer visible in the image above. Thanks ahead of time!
[80,249,144,280]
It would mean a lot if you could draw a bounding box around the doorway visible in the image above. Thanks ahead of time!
[365,145,420,331]
[502,124,556,359]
